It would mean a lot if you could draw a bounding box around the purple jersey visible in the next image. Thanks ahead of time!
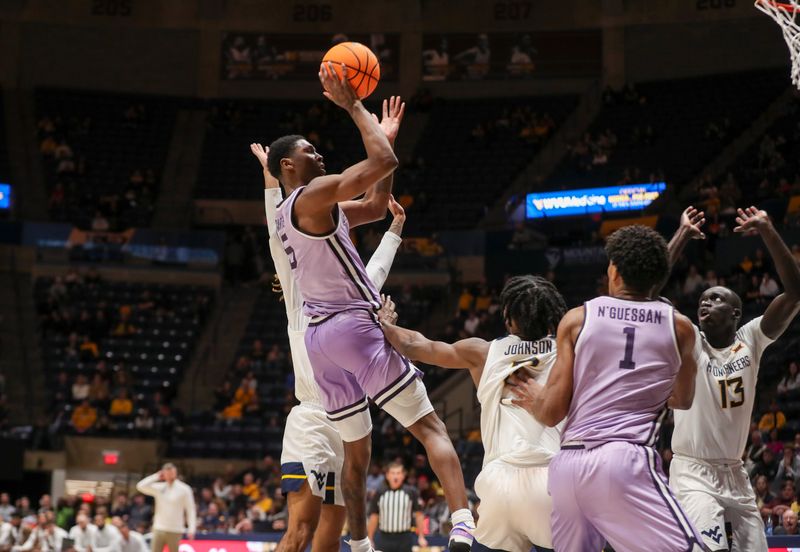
[562,297,680,447]
[276,186,380,320]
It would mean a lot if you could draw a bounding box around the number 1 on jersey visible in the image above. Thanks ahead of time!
[619,326,636,370]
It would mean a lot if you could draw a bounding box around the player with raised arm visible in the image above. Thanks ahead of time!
[250,143,407,552]
[667,206,800,552]
[271,63,476,552]
[376,275,566,552]
[508,225,706,552]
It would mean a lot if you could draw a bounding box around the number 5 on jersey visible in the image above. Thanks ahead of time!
[280,232,297,269]
[718,377,744,409]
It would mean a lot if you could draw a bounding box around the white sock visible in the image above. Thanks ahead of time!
[349,537,372,552]
[451,508,475,529]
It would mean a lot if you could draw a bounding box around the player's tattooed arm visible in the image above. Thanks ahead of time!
[508,306,581,426]
[377,295,489,385]
[669,312,698,410]
[735,206,800,339]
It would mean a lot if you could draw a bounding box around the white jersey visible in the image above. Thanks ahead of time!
[478,335,562,467]
[264,189,401,406]
[672,316,774,462]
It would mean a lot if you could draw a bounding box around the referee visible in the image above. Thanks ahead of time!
[368,462,427,552]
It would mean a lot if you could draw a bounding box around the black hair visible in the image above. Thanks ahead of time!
[605,225,669,295]
[267,135,304,180]
[500,275,567,341]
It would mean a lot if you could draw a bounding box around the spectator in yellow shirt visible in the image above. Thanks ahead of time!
[458,287,474,314]
[242,473,261,500]
[759,400,787,433]
[71,400,97,433]
[110,389,133,417]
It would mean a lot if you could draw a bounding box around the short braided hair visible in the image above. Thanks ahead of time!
[500,275,567,341]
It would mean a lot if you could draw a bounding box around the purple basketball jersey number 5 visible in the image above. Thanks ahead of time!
[279,231,298,269]
[619,326,636,370]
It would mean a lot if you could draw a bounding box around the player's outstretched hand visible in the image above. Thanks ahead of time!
[680,206,706,240]
[250,143,280,189]
[319,62,359,112]
[388,195,406,223]
[377,294,399,326]
[250,143,269,169]
[370,96,406,144]
[734,206,771,236]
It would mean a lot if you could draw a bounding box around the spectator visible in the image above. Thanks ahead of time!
[110,494,130,520]
[0,493,16,520]
[761,272,780,299]
[71,400,97,433]
[127,495,152,530]
[0,512,23,549]
[776,509,800,535]
[778,362,800,395]
[242,474,260,501]
[71,375,90,402]
[755,475,775,523]
[759,400,787,433]
[457,288,474,314]
[134,409,154,434]
[775,445,800,487]
[110,389,133,418]
[69,513,97,552]
[682,265,703,296]
[113,517,147,552]
[93,513,121,552]
[769,480,797,524]
[199,503,226,533]
[91,212,110,232]
[753,448,780,481]
[88,373,109,404]
[463,312,480,336]
[746,430,767,473]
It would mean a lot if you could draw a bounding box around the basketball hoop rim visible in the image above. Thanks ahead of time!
[756,0,800,13]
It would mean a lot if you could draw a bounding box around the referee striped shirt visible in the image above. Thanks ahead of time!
[368,484,422,533]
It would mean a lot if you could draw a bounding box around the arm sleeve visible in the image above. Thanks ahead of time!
[185,486,197,535]
[135,473,161,497]
[264,188,283,239]
[365,232,402,291]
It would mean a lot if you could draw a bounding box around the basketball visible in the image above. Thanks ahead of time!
[321,42,381,99]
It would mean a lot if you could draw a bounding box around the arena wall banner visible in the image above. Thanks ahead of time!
[421,30,601,81]
[221,33,399,81]
[525,183,667,219]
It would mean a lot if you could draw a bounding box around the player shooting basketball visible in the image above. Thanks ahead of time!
[270,63,476,552]
[668,206,800,552]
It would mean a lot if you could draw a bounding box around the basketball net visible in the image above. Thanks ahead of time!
[756,0,800,88]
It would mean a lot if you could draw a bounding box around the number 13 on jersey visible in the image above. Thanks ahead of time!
[718,377,744,409]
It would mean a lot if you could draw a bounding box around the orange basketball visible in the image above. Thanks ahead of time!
[321,42,381,99]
